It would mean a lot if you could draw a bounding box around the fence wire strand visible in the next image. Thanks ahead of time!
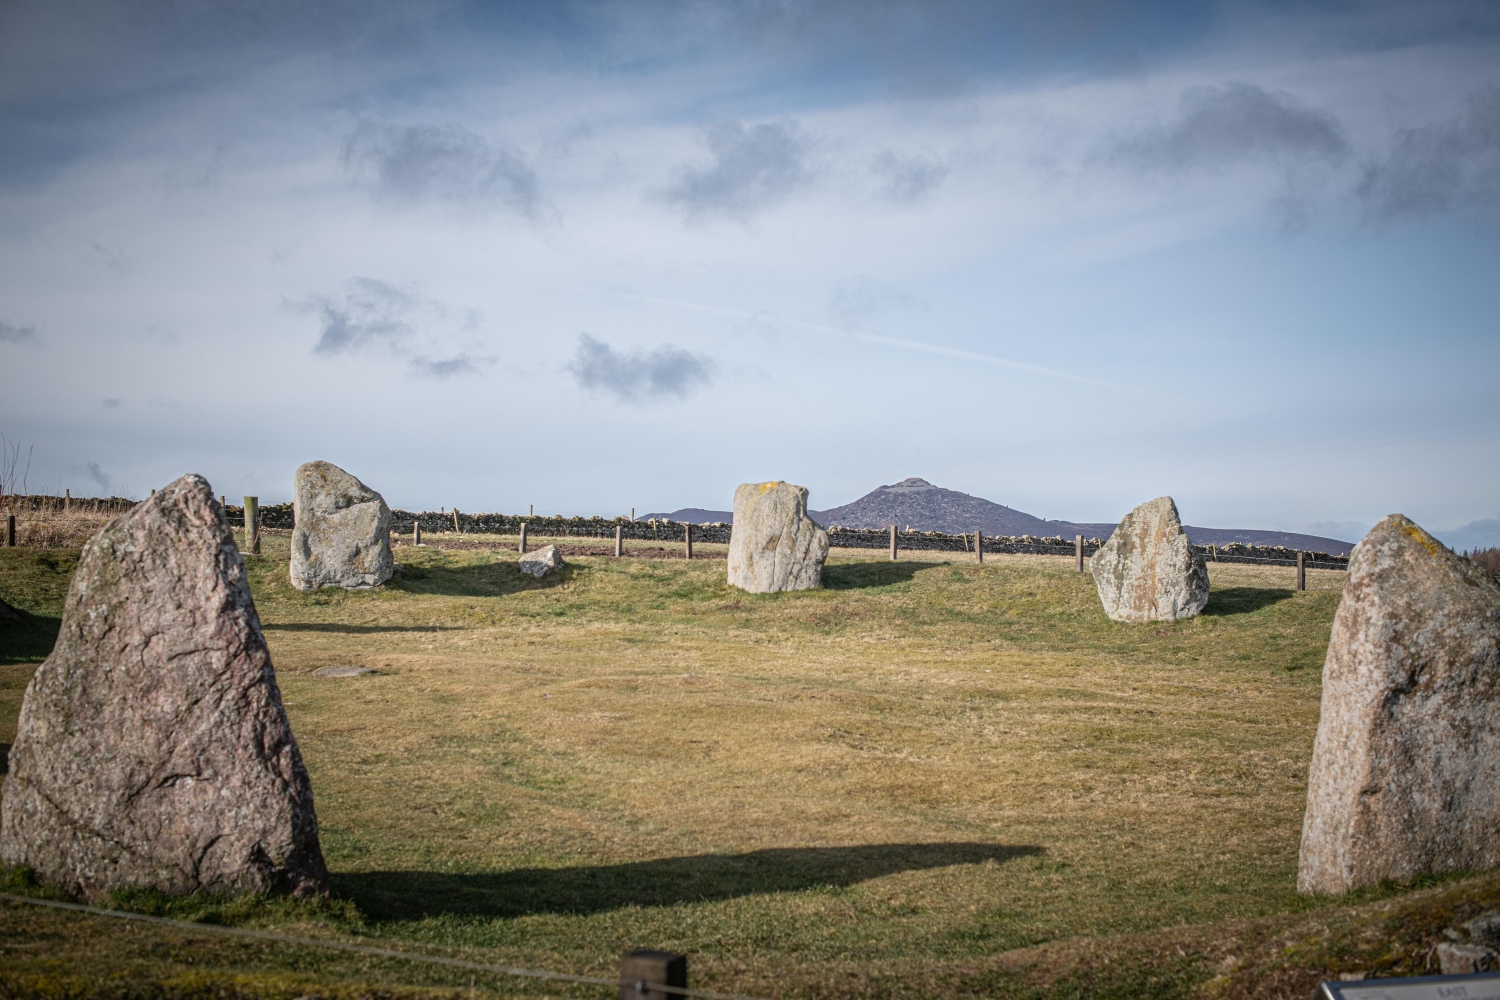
[0,892,772,1000]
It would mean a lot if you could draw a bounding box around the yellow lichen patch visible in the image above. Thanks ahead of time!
[757,481,784,494]
[1399,521,1445,559]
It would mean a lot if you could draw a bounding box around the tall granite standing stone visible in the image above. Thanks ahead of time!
[727,482,829,593]
[1298,514,1500,895]
[289,461,393,591]
[0,474,328,900]
[1089,496,1209,622]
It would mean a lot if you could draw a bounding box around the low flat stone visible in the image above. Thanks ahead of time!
[1089,496,1209,622]
[1467,912,1500,947]
[0,474,328,900]
[727,482,829,594]
[519,544,565,578]
[289,461,393,591]
[1439,942,1498,975]
[1298,514,1500,895]
[312,666,376,678]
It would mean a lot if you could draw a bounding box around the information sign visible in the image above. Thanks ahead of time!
[1319,972,1500,1000]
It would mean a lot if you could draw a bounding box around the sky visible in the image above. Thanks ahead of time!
[1,1,1498,548]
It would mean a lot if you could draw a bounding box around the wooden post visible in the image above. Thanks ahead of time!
[5,514,14,547]
[975,530,983,564]
[519,522,528,554]
[1296,551,1306,592]
[889,524,898,561]
[619,949,687,1000]
[243,496,260,555]
[413,521,421,546]
[630,507,635,522]
[684,523,693,560]
[1075,534,1084,572]
[64,488,70,512]
[453,509,460,533]
[615,524,624,558]
[529,504,534,517]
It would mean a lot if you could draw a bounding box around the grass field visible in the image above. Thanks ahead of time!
[2,533,1496,999]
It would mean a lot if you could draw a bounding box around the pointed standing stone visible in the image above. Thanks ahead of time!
[1298,514,1500,894]
[1089,496,1209,622]
[0,474,328,900]
[289,461,393,591]
[727,482,829,593]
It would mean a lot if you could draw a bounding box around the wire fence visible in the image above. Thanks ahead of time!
[0,493,1351,569]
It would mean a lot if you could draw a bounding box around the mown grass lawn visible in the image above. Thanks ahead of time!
[1,535,1492,999]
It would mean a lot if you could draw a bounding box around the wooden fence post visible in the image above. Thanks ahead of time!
[1297,551,1306,592]
[889,524,898,561]
[64,488,70,512]
[519,521,528,554]
[453,509,460,533]
[684,523,693,560]
[243,496,260,555]
[615,524,623,558]
[6,514,14,547]
[1075,535,1084,572]
[413,520,421,546]
[975,530,983,564]
[618,949,687,1000]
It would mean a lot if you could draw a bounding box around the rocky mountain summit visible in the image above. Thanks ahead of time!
[813,478,1084,537]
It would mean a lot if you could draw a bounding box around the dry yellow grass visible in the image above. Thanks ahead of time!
[5,534,1479,1000]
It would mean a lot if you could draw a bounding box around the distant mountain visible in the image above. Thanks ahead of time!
[814,477,1077,536]
[1437,515,1500,553]
[645,477,1356,555]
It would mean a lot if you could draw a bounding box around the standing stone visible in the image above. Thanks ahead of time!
[289,461,393,591]
[727,482,829,594]
[0,475,328,900]
[518,544,565,578]
[1298,514,1500,895]
[1089,496,1209,622]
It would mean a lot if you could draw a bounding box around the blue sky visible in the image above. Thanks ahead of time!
[1,1,1497,547]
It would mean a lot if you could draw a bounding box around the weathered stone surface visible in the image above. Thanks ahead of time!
[1297,515,1500,895]
[1089,496,1209,622]
[289,461,393,591]
[1438,942,1498,975]
[727,482,829,594]
[518,544,564,578]
[1467,911,1500,946]
[0,474,328,900]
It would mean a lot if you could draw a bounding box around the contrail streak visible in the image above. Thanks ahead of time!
[616,290,1120,389]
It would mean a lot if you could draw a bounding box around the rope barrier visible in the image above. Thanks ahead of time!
[0,892,772,1000]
